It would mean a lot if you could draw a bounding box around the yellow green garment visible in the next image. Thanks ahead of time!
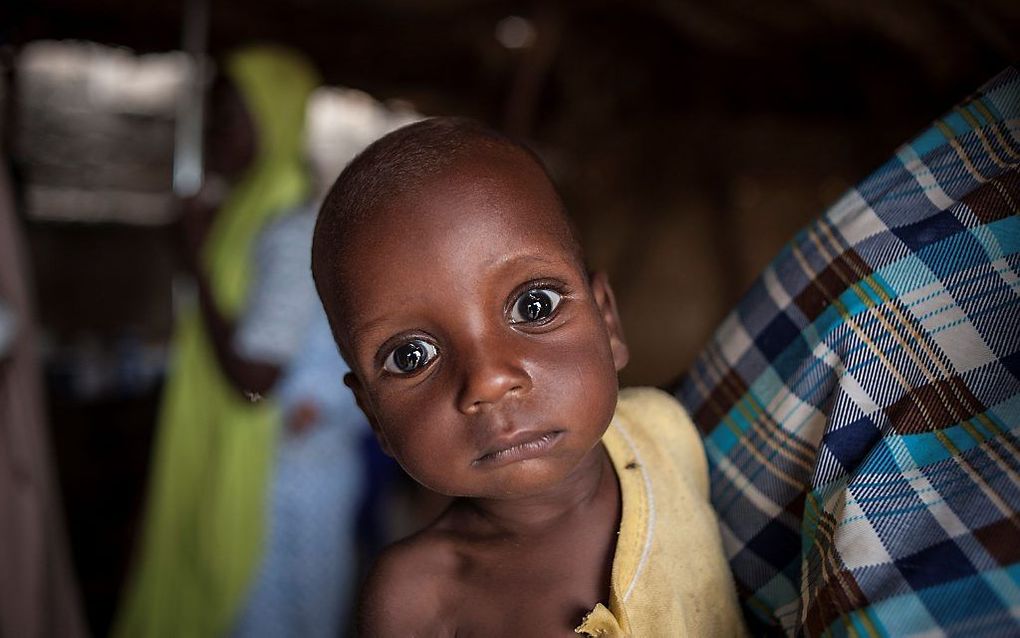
[113,46,319,638]
[576,388,748,637]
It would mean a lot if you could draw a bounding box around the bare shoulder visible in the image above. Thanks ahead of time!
[358,530,460,637]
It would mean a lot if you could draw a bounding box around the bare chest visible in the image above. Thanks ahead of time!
[444,530,616,637]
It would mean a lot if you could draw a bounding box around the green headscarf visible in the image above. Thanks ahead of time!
[113,45,319,638]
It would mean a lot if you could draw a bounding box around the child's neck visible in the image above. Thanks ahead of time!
[458,442,619,538]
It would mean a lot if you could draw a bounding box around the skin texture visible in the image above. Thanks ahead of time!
[328,144,630,635]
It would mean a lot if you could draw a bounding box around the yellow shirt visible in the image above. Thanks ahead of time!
[576,387,746,637]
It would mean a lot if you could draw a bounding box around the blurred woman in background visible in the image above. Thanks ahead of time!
[114,45,365,638]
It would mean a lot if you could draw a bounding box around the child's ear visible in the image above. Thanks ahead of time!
[589,271,629,372]
[344,371,394,457]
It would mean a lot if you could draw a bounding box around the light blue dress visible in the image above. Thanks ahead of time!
[232,208,368,638]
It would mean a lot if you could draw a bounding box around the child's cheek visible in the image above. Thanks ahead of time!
[524,319,620,415]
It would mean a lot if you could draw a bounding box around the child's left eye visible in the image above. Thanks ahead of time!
[510,288,562,324]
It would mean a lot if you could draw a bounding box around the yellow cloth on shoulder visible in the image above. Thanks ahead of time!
[576,387,747,637]
[112,46,319,638]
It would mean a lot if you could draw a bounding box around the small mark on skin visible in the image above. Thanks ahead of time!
[625,461,638,470]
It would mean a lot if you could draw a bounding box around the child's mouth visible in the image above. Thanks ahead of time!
[473,430,564,467]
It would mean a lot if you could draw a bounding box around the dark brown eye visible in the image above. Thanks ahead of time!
[384,339,437,374]
[510,289,562,323]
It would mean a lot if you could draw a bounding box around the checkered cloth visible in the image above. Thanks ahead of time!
[677,67,1020,636]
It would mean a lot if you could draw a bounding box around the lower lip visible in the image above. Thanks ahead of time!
[474,431,564,467]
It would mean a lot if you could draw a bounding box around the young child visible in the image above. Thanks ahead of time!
[311,117,745,636]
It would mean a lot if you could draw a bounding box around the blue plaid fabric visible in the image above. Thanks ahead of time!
[677,68,1020,636]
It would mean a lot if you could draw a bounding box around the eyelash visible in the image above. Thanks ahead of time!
[378,279,570,377]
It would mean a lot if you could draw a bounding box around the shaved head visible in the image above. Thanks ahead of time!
[311,117,583,354]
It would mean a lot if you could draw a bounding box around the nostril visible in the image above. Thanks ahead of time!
[458,361,531,414]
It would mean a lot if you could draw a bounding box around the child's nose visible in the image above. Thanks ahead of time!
[456,338,532,414]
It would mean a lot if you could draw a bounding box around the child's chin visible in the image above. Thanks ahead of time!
[476,462,578,499]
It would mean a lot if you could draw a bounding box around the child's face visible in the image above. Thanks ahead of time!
[337,148,628,499]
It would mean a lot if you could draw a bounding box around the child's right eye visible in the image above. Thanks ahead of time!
[383,339,438,374]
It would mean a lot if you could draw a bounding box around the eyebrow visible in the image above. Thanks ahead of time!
[488,250,565,270]
[347,315,395,351]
